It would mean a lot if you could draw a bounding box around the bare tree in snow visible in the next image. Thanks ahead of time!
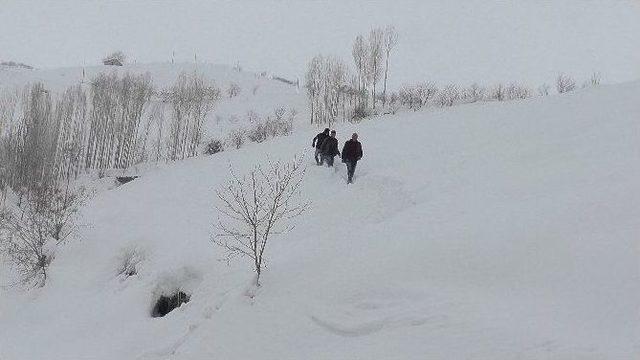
[213,156,309,287]
[352,35,369,108]
[382,25,398,107]
[367,28,384,110]
[0,184,87,286]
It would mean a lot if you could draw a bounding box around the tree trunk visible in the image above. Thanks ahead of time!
[383,50,390,107]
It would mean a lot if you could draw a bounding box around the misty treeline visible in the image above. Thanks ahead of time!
[393,71,600,112]
[0,71,220,202]
[305,26,602,123]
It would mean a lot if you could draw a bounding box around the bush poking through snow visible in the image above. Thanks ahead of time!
[556,74,576,94]
[204,138,224,155]
[227,129,246,149]
[102,51,126,66]
[538,83,551,96]
[489,84,506,101]
[247,122,268,143]
[117,247,145,277]
[582,72,601,88]
[466,83,486,103]
[436,84,461,107]
[505,83,531,100]
[213,156,309,287]
[227,82,241,98]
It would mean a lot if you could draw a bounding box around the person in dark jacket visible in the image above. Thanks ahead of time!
[341,133,363,183]
[312,128,330,165]
[320,130,340,167]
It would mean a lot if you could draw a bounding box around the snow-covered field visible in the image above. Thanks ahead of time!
[0,62,638,359]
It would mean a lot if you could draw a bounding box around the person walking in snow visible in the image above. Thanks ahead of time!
[312,128,330,165]
[341,133,363,184]
[320,130,340,167]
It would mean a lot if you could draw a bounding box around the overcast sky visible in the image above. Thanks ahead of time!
[2,0,640,87]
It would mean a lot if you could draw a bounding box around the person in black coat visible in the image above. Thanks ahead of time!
[320,130,340,167]
[341,133,363,183]
[312,128,330,165]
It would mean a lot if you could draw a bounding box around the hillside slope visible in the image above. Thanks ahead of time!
[1,79,639,359]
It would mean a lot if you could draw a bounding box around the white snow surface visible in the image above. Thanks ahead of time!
[0,66,639,359]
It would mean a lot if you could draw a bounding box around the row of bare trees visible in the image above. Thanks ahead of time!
[305,26,398,125]
[393,72,601,112]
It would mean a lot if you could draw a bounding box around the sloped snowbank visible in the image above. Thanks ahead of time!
[0,78,639,359]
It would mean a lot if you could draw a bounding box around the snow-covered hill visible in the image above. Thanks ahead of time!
[0,65,639,359]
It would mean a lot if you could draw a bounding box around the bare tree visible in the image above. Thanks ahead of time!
[352,35,368,108]
[367,28,384,110]
[304,56,322,124]
[227,128,246,149]
[556,73,576,94]
[0,205,52,286]
[305,55,349,125]
[0,184,86,286]
[213,156,309,287]
[382,25,398,107]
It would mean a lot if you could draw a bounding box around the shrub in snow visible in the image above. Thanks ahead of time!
[436,84,461,107]
[204,138,224,155]
[273,106,287,121]
[556,74,576,94]
[227,129,246,149]
[489,83,506,101]
[399,82,437,110]
[213,156,309,286]
[151,291,190,317]
[505,83,531,100]
[227,82,241,98]
[102,51,126,66]
[247,122,268,143]
[246,110,260,124]
[265,117,293,138]
[466,83,486,103]
[582,72,601,88]
[538,83,551,96]
[117,247,145,277]
[352,103,370,121]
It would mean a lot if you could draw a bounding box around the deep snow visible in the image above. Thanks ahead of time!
[0,66,639,359]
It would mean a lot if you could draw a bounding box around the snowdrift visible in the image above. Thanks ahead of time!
[0,67,639,359]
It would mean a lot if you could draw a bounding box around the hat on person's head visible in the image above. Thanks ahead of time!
[331,130,336,134]
[324,128,330,133]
